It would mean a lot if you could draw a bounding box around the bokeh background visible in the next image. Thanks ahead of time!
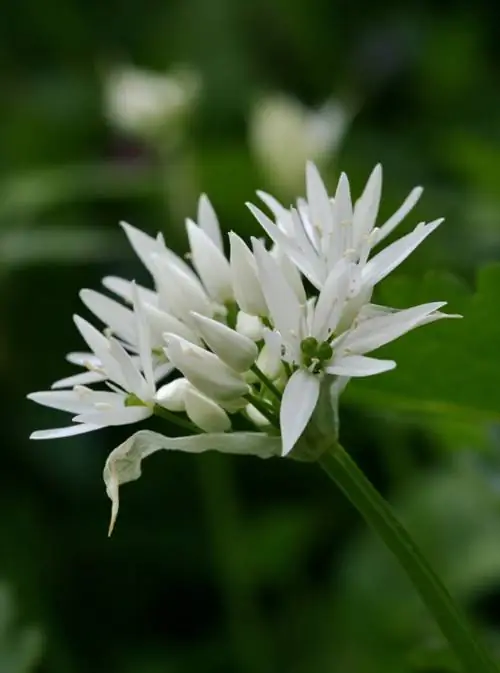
[3,1,500,671]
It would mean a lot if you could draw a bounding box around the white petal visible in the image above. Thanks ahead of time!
[80,289,135,344]
[184,385,231,432]
[306,161,333,235]
[363,219,443,287]
[155,378,189,411]
[197,194,223,251]
[312,260,351,340]
[74,405,152,426]
[352,164,382,246]
[152,255,212,324]
[327,355,395,377]
[144,304,201,346]
[131,283,155,391]
[108,338,152,400]
[30,423,101,440]
[280,369,320,457]
[228,233,268,316]
[272,246,307,304]
[73,315,128,389]
[164,333,250,401]
[102,276,158,307]
[121,221,196,281]
[186,219,233,303]
[235,311,264,341]
[333,172,353,224]
[27,390,95,414]
[255,339,283,381]
[246,203,322,288]
[252,239,302,350]
[256,190,295,235]
[51,370,106,389]
[377,186,423,242]
[104,429,282,533]
[190,312,258,372]
[342,301,447,354]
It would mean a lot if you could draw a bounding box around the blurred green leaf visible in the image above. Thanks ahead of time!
[0,584,43,673]
[345,265,500,426]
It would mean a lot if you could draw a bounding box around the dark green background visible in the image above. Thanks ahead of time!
[2,1,500,671]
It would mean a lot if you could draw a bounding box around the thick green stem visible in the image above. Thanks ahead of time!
[319,442,498,673]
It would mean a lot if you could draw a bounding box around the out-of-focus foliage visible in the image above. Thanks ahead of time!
[0,586,43,673]
[3,0,500,671]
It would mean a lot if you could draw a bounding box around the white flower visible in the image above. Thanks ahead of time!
[249,93,349,193]
[28,286,157,439]
[248,162,436,298]
[253,239,456,456]
[104,65,200,137]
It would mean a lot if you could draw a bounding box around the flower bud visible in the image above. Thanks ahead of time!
[235,311,264,341]
[184,385,231,432]
[229,233,268,316]
[164,333,250,402]
[190,312,258,372]
[155,378,189,411]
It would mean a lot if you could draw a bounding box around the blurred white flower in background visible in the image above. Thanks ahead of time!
[104,65,201,138]
[249,93,350,195]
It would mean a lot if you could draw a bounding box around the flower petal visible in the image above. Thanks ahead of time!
[74,405,152,427]
[377,186,423,242]
[30,423,101,440]
[352,164,382,246]
[104,430,282,533]
[326,355,396,377]
[342,301,448,354]
[164,333,250,401]
[197,194,223,251]
[306,161,333,236]
[190,312,258,372]
[184,385,231,432]
[80,289,135,344]
[102,276,158,307]
[228,233,268,316]
[186,219,233,303]
[252,239,302,349]
[363,219,443,287]
[51,370,106,389]
[280,369,320,457]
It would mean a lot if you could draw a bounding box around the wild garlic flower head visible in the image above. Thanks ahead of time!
[27,162,457,531]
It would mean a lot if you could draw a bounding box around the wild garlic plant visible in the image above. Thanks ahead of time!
[27,162,498,672]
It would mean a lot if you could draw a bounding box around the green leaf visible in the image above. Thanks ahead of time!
[345,264,500,426]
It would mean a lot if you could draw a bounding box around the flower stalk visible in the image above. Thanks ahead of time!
[319,442,498,673]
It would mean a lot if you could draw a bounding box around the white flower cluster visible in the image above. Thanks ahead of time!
[28,162,456,529]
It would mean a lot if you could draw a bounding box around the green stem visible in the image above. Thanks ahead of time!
[250,364,282,402]
[319,442,498,673]
[153,405,199,433]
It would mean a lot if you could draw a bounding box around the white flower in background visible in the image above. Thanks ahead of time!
[104,65,200,137]
[252,239,456,456]
[249,93,349,194]
[248,163,436,318]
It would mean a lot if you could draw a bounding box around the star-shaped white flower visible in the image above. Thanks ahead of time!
[253,240,455,456]
[247,162,440,299]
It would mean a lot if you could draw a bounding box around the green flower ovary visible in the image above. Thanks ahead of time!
[124,393,147,407]
[300,337,333,373]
